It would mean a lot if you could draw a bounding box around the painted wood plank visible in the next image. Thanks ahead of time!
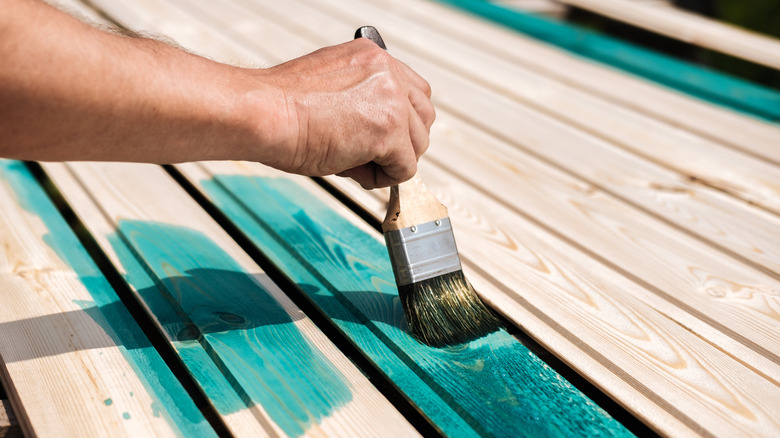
[42,161,418,438]
[434,0,780,121]
[139,0,780,377]
[0,160,215,438]
[556,0,780,70]
[364,0,780,166]
[177,160,632,438]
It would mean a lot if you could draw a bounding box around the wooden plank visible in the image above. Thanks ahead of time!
[433,0,780,121]
[0,400,22,438]
[42,161,418,438]
[177,160,633,437]
[0,160,215,437]
[556,0,780,70]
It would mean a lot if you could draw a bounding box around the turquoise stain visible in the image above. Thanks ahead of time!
[104,399,113,407]
[123,412,131,420]
[201,174,634,438]
[0,160,215,438]
[109,220,352,437]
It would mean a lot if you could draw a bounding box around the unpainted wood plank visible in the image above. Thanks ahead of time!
[177,160,633,438]
[557,0,780,70]
[42,161,418,438]
[0,399,22,438]
[0,161,215,438]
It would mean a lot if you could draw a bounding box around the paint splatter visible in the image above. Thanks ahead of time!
[104,398,113,406]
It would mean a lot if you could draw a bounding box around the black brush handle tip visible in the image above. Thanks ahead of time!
[355,26,387,50]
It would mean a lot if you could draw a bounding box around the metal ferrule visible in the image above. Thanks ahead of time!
[384,218,462,286]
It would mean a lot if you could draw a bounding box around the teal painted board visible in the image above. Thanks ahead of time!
[107,219,354,437]
[195,173,634,438]
[0,160,216,438]
[435,0,780,122]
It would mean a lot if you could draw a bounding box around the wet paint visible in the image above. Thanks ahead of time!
[201,174,633,438]
[109,220,352,437]
[0,160,214,437]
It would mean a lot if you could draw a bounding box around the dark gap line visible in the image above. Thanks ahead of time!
[311,177,657,437]
[25,162,233,438]
[163,165,444,438]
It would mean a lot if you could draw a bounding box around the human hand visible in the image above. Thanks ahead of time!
[258,38,435,189]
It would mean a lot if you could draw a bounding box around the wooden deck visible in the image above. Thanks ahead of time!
[2,0,779,436]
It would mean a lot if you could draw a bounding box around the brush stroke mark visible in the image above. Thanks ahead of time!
[109,220,352,437]
[0,160,214,437]
[201,174,633,437]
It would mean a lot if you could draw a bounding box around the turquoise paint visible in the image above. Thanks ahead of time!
[123,412,131,420]
[435,0,780,122]
[0,160,214,438]
[201,175,633,437]
[104,399,113,406]
[109,220,352,437]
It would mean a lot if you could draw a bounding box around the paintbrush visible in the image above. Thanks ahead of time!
[355,26,501,346]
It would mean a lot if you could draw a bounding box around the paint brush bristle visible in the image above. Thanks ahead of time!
[399,270,501,347]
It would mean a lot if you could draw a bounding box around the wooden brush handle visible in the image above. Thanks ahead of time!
[382,174,449,231]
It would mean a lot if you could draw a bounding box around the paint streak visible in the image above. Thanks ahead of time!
[109,220,352,437]
[0,160,214,438]
[200,174,633,437]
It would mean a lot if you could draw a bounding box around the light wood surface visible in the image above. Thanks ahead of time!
[69,0,780,435]
[8,0,778,436]
[556,0,780,70]
[383,175,450,230]
[0,161,214,438]
[42,161,418,438]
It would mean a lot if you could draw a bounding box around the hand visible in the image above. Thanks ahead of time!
[259,38,435,189]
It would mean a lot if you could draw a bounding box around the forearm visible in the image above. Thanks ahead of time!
[0,0,280,163]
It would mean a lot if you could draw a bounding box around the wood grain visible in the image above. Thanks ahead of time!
[556,0,780,70]
[0,160,215,438]
[42,161,417,438]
